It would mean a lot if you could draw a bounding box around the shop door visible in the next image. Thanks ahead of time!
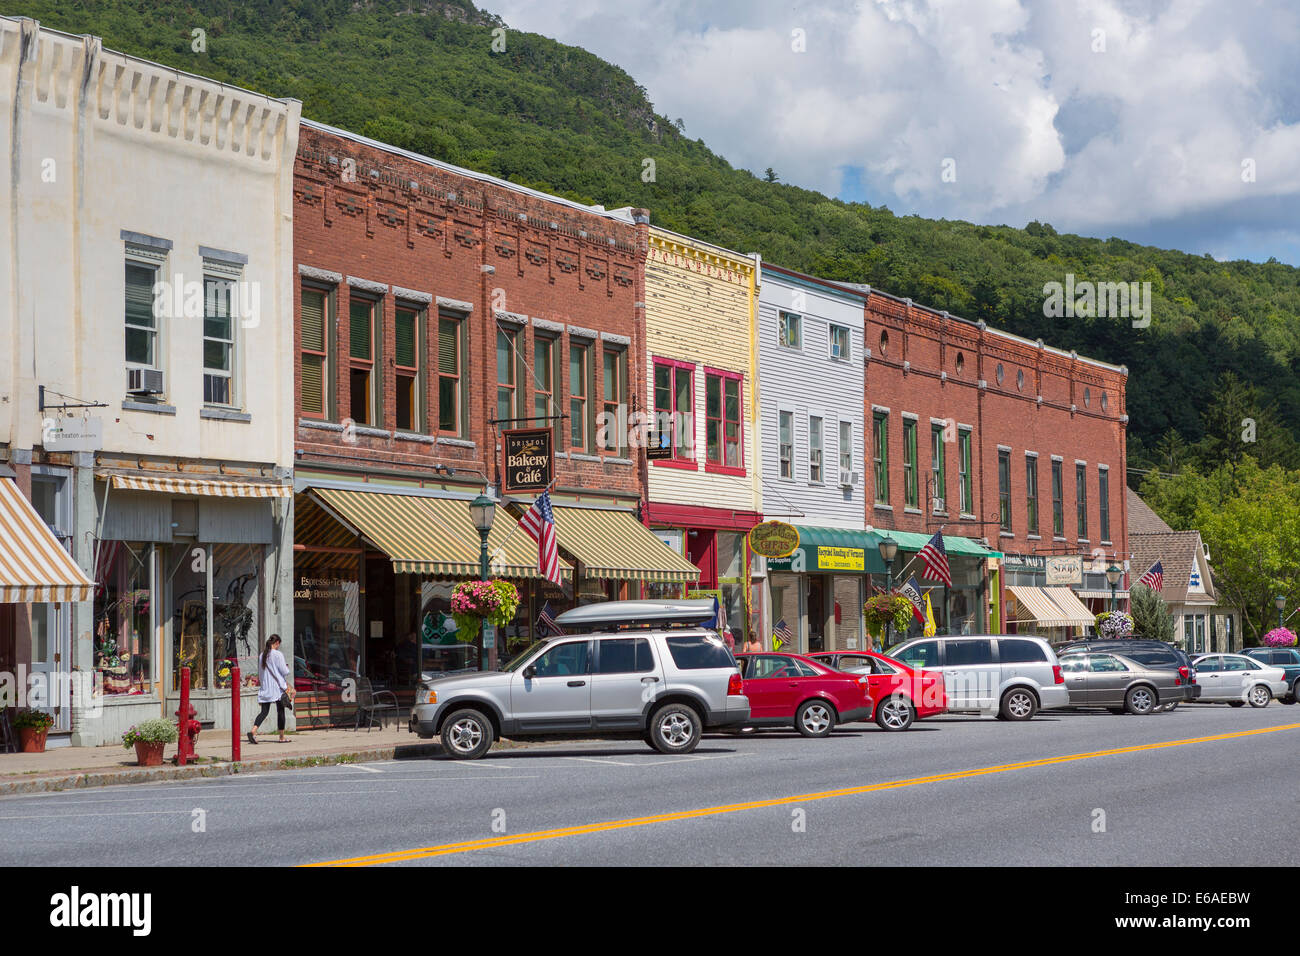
[687,530,717,588]
[806,577,826,653]
[30,604,71,732]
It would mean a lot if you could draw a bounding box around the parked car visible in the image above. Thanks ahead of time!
[884,635,1068,720]
[732,652,874,737]
[409,600,750,758]
[1191,653,1289,707]
[1057,652,1185,714]
[807,650,947,730]
[1240,647,1300,703]
[1055,638,1200,710]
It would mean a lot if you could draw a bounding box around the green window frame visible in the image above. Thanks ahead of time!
[873,411,889,503]
[902,418,919,508]
[437,313,465,436]
[958,429,973,515]
[1052,459,1064,537]
[1099,466,1111,542]
[1026,454,1039,535]
[998,450,1012,533]
[300,286,331,419]
[394,304,423,433]
[931,424,946,511]
[1076,463,1088,538]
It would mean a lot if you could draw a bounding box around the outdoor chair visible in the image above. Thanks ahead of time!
[354,676,399,731]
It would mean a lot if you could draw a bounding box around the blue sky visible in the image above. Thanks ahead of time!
[493,0,1300,266]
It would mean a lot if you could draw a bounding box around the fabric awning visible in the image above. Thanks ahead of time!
[0,478,94,602]
[109,474,291,497]
[1075,589,1130,600]
[551,505,700,582]
[1042,587,1098,626]
[309,487,571,579]
[1007,585,1094,628]
[880,529,995,557]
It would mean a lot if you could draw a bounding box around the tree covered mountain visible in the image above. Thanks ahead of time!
[10,0,1300,472]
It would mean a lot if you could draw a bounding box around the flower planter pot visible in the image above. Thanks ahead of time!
[17,727,48,753]
[134,740,166,766]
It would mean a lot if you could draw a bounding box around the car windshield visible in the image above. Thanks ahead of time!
[501,639,550,672]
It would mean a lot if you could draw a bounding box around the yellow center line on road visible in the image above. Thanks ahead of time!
[303,722,1300,867]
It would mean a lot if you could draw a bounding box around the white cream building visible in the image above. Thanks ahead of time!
[0,17,300,744]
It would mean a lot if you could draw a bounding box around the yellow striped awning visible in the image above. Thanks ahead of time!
[1007,585,1093,628]
[109,474,291,497]
[0,478,94,603]
[551,505,701,583]
[1042,587,1099,627]
[309,487,571,579]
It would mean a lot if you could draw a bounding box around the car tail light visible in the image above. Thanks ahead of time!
[1053,665,1064,685]
[727,673,743,696]
[1179,665,1192,683]
[1174,677,1182,686]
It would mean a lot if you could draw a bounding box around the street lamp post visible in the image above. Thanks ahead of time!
[877,535,899,649]
[469,493,496,671]
[1106,563,1121,614]
[1275,594,1285,630]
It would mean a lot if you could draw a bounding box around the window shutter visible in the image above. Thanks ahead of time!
[349,302,372,360]
[438,320,459,374]
[395,310,417,368]
[301,357,324,415]
[301,291,326,352]
[125,263,156,328]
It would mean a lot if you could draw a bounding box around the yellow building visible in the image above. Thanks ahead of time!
[642,227,763,644]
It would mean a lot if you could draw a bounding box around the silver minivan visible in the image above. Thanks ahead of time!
[885,635,1068,719]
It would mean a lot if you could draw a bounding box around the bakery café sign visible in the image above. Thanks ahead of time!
[748,521,800,559]
[502,428,553,493]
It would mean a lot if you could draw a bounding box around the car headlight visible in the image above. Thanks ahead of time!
[417,688,437,705]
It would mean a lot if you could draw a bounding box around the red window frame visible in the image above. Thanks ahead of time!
[652,356,696,470]
[704,367,745,476]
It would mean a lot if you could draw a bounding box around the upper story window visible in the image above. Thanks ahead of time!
[653,359,694,462]
[1052,459,1065,537]
[902,418,919,509]
[959,429,973,515]
[349,297,379,427]
[203,275,236,407]
[533,333,558,422]
[829,324,850,361]
[437,313,466,436]
[998,450,1012,533]
[601,346,627,456]
[394,304,423,432]
[705,370,743,472]
[1076,463,1089,538]
[873,411,889,503]
[1025,454,1039,535]
[778,310,802,349]
[839,421,853,475]
[569,339,595,452]
[779,411,794,479]
[300,286,331,419]
[809,416,824,484]
[1099,466,1111,542]
[930,424,946,512]
[125,259,160,370]
[497,326,522,424]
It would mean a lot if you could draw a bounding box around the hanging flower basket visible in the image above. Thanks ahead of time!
[1095,611,1135,638]
[1263,627,1297,647]
[450,580,521,643]
[863,595,915,641]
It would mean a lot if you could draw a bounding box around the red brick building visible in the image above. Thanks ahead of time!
[862,288,1129,638]
[290,120,696,688]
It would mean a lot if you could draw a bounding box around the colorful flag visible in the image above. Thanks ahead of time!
[773,618,793,651]
[923,591,938,638]
[1137,560,1163,592]
[918,531,953,587]
[706,595,729,631]
[899,576,927,624]
[536,600,564,638]
[519,490,563,586]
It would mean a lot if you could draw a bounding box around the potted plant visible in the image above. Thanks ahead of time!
[122,718,179,766]
[12,709,54,753]
[1263,627,1297,647]
[450,580,520,643]
[862,595,916,647]
[1095,610,1135,639]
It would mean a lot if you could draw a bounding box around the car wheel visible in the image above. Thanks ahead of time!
[1125,685,1157,716]
[1247,685,1271,708]
[649,703,702,754]
[1000,688,1038,721]
[795,699,836,738]
[440,708,493,760]
[1285,680,1300,704]
[876,696,915,731]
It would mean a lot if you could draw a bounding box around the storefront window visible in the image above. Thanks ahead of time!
[170,545,209,690]
[294,569,362,690]
[93,542,153,696]
[717,532,748,644]
[212,544,264,688]
[770,573,801,652]
[833,576,863,650]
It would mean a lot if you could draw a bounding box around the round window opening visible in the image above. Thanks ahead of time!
[1016,369,1025,391]
[1084,387,1091,407]
[955,352,965,375]
[1101,392,1108,411]
[880,330,889,356]
[996,363,1005,384]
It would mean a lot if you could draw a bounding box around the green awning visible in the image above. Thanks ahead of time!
[879,530,995,558]
[766,526,887,575]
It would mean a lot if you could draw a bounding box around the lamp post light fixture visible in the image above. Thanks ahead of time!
[1105,563,1122,613]
[469,493,497,670]
[1275,593,1286,629]
[878,535,899,648]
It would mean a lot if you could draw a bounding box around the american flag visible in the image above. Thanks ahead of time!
[536,600,564,637]
[918,531,953,587]
[519,490,563,586]
[772,618,793,650]
[1137,560,1163,592]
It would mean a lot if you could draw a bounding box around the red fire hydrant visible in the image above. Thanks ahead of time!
[175,702,201,762]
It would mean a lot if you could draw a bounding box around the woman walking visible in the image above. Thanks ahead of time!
[248,634,293,744]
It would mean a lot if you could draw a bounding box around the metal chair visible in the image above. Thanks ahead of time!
[354,676,399,731]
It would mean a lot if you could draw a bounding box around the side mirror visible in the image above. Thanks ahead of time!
[523,665,536,680]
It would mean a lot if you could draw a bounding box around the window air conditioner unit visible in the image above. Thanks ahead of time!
[931,496,946,512]
[839,469,860,487]
[127,368,164,396]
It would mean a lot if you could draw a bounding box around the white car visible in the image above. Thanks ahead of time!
[1191,653,1289,707]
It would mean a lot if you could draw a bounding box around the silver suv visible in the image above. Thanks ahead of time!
[409,600,750,759]
[885,634,1069,720]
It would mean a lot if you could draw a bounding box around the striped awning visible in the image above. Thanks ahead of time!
[1043,587,1098,626]
[1007,585,1094,628]
[0,478,94,603]
[109,474,291,497]
[551,505,701,583]
[308,487,571,579]
[1075,589,1130,600]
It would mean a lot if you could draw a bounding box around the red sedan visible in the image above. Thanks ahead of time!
[808,650,947,731]
[733,652,874,737]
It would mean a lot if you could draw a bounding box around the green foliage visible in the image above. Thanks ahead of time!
[863,595,914,638]
[12,708,54,730]
[1129,584,1175,643]
[14,0,1300,459]
[122,718,179,747]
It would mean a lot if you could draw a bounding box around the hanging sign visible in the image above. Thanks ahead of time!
[1046,555,1083,585]
[748,521,800,559]
[501,428,553,493]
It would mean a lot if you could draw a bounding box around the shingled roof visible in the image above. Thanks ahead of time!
[1130,530,1215,606]
[1127,487,1173,534]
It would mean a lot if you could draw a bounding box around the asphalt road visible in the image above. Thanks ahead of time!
[2,703,1296,867]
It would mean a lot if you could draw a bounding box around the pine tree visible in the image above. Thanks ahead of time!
[1130,584,1175,643]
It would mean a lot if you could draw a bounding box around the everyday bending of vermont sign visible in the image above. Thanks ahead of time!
[748,521,800,559]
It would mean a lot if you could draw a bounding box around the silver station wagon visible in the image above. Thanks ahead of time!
[886,634,1069,719]
[1057,652,1185,714]
[409,599,750,759]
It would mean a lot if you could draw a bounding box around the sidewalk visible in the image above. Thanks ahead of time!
[0,723,447,796]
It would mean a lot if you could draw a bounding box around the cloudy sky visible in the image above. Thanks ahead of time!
[490,0,1300,265]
